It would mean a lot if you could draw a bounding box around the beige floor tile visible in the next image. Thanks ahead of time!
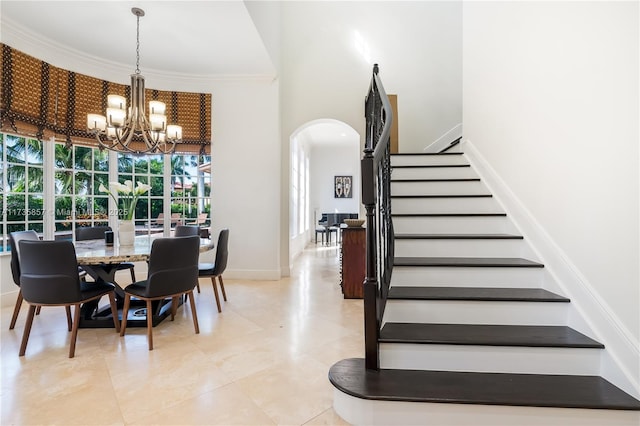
[304,407,351,426]
[128,383,276,425]
[235,355,336,426]
[1,245,353,426]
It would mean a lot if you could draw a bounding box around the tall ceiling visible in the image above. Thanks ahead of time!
[0,0,276,78]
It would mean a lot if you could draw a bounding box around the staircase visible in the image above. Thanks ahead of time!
[329,150,640,425]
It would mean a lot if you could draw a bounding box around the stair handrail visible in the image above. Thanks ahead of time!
[362,64,394,370]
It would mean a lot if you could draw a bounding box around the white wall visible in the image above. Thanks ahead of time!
[210,78,282,280]
[309,144,361,219]
[463,0,639,387]
[280,1,462,152]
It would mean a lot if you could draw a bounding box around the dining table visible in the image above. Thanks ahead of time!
[74,234,214,329]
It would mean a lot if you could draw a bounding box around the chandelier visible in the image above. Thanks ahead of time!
[87,7,181,154]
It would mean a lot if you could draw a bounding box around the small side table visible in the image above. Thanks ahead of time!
[340,227,365,299]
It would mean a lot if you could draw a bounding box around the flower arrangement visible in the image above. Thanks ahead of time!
[99,180,152,221]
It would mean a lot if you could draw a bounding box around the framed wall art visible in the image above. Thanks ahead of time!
[334,175,353,198]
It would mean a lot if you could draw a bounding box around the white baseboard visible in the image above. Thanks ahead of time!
[423,123,463,153]
[462,139,640,399]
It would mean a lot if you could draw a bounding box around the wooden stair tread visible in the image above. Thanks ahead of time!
[392,212,507,217]
[329,358,640,410]
[391,178,480,182]
[387,286,569,302]
[391,194,492,198]
[391,152,463,156]
[394,257,544,267]
[379,323,603,348]
[395,233,523,240]
[391,164,470,169]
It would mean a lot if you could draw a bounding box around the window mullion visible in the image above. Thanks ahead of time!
[43,137,55,240]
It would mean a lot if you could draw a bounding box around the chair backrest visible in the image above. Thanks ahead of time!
[212,229,230,276]
[18,240,82,304]
[76,226,112,241]
[146,236,200,298]
[174,225,200,237]
[9,230,40,286]
[170,213,181,224]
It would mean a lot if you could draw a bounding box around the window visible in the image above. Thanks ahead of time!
[1,134,45,250]
[54,143,110,239]
[289,142,309,238]
[117,152,165,233]
[170,154,211,226]
[0,132,212,250]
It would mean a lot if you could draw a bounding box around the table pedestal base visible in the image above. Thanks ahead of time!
[78,295,180,328]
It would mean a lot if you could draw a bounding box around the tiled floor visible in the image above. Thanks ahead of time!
[1,244,359,425]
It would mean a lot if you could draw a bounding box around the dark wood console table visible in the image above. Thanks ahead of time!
[340,227,365,299]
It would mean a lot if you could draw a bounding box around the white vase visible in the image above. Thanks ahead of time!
[118,219,135,246]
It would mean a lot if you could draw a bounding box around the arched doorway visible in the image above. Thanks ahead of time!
[289,119,361,261]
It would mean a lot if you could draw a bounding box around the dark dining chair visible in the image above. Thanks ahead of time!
[174,225,200,237]
[198,229,229,313]
[76,225,137,283]
[174,224,203,291]
[7,230,70,330]
[120,235,201,350]
[18,240,120,358]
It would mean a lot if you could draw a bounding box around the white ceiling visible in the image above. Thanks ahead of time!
[0,0,276,78]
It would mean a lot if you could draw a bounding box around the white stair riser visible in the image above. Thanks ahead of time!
[391,155,468,166]
[392,266,544,287]
[391,180,489,195]
[379,344,601,376]
[334,390,640,426]
[392,167,478,180]
[383,300,567,325]
[392,215,518,234]
[395,238,533,258]
[392,197,503,214]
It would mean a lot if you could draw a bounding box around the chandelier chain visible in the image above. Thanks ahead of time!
[135,12,140,74]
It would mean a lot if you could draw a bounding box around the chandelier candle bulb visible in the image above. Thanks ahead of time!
[150,114,166,131]
[87,114,106,131]
[107,95,126,110]
[107,108,126,127]
[149,101,166,115]
[167,125,182,140]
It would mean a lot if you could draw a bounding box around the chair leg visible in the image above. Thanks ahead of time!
[120,294,131,337]
[170,297,178,321]
[211,276,222,313]
[108,292,120,333]
[9,290,23,330]
[187,291,200,334]
[68,304,81,358]
[146,300,154,350]
[19,305,37,356]
[196,281,201,294]
[35,306,41,315]
[218,276,227,302]
[129,267,136,284]
[65,306,72,332]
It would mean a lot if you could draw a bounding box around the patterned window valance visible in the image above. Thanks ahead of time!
[0,44,211,154]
